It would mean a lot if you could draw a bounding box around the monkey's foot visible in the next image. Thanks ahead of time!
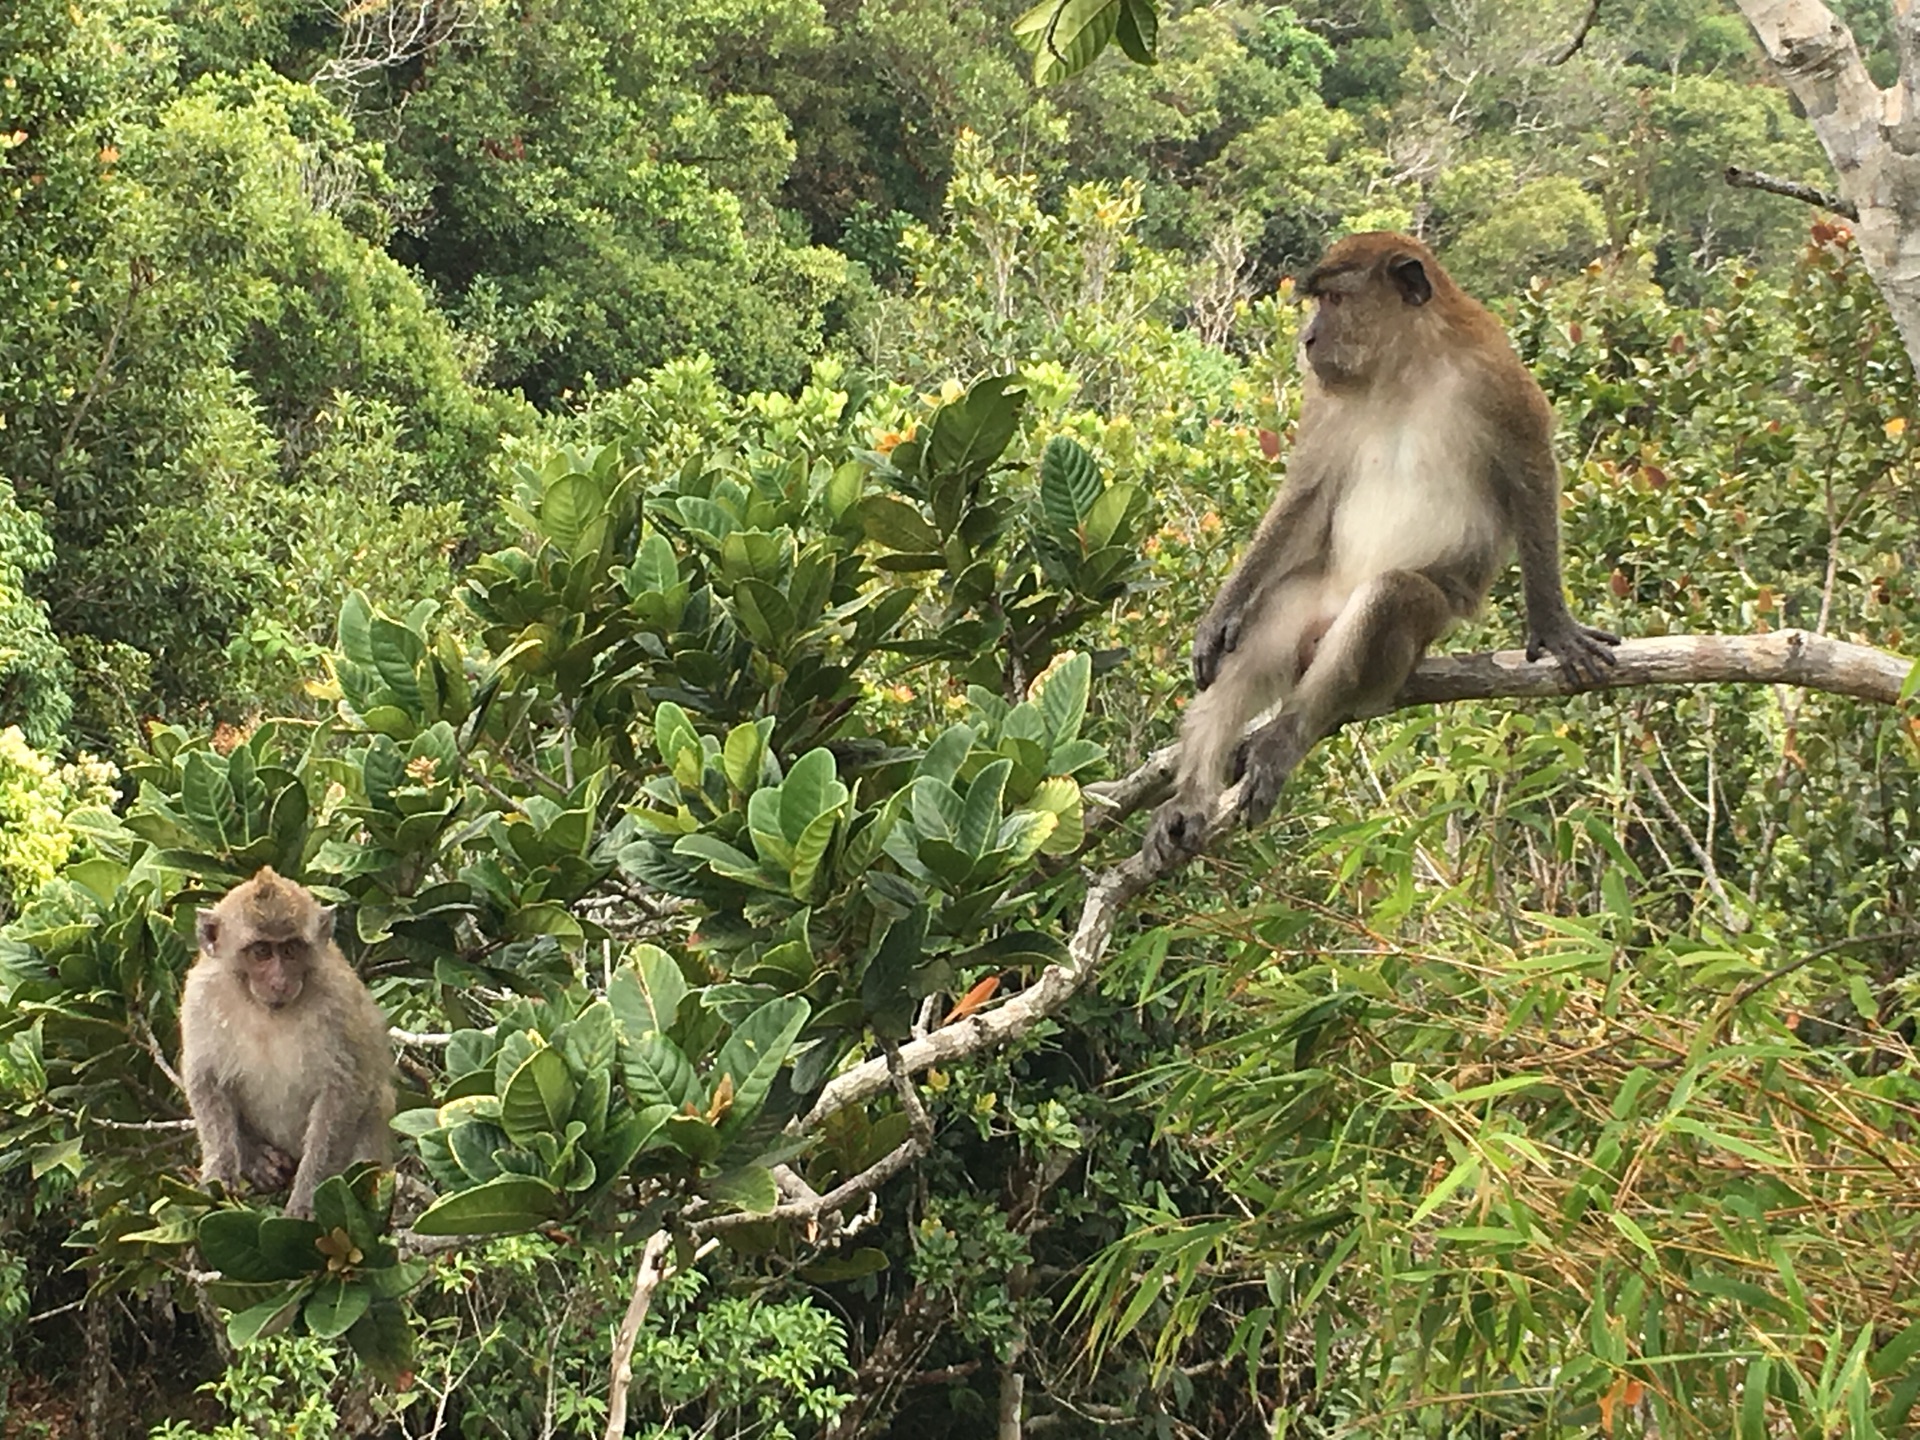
[1141,802,1209,870]
[1231,746,1290,829]
[246,1145,297,1192]
[1527,618,1621,685]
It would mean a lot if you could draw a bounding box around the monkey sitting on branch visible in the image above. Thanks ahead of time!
[180,866,395,1219]
[1143,232,1619,868]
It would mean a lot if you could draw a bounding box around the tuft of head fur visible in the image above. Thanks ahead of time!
[200,866,335,952]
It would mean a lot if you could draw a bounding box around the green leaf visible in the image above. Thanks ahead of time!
[622,1032,699,1110]
[1039,436,1100,536]
[1035,652,1091,746]
[200,1211,282,1282]
[779,748,845,842]
[411,1176,563,1236]
[1608,1210,1658,1262]
[540,473,602,556]
[611,945,688,1036]
[368,616,426,718]
[722,721,769,795]
[701,1163,779,1213]
[1013,0,1120,83]
[1409,1157,1478,1226]
[958,759,1012,859]
[858,495,943,553]
[562,999,617,1078]
[924,374,1023,481]
[227,1284,308,1347]
[653,702,701,769]
[630,528,680,593]
[501,1046,576,1142]
[713,995,811,1136]
[1113,0,1157,64]
[304,1280,372,1341]
[862,905,929,1039]
[311,1176,375,1253]
[345,1298,414,1385]
[788,810,839,899]
[181,751,242,851]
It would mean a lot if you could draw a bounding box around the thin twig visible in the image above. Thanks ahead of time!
[1724,165,1858,220]
[389,1028,454,1048]
[1728,930,1920,1009]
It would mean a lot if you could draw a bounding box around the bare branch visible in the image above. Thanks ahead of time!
[1547,0,1603,65]
[602,1229,673,1440]
[804,629,1916,1130]
[389,1028,454,1048]
[1725,164,1859,220]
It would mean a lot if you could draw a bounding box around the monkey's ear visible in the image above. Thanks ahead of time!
[1388,255,1432,307]
[196,909,220,953]
[315,904,337,942]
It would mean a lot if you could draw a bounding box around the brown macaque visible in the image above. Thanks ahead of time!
[180,866,394,1218]
[1143,233,1618,867]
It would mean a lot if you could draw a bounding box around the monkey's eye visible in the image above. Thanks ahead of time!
[1322,293,1344,308]
[244,940,274,963]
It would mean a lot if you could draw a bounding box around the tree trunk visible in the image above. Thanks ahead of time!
[1735,0,1920,368]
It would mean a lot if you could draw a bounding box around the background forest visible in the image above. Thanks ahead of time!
[5,0,1920,1435]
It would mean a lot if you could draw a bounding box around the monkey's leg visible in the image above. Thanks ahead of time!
[288,1089,364,1219]
[1234,570,1454,827]
[1142,604,1301,868]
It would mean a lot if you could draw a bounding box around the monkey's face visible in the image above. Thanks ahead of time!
[237,934,309,1010]
[1299,237,1437,386]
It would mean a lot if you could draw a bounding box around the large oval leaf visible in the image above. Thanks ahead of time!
[713,995,811,1137]
[501,1046,576,1142]
[411,1176,563,1237]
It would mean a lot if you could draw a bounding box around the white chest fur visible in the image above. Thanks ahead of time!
[207,995,326,1152]
[1323,381,1501,594]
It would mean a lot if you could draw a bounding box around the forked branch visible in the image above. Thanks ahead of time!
[801,629,1916,1128]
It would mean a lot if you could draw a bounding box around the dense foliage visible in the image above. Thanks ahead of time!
[7,0,1920,1437]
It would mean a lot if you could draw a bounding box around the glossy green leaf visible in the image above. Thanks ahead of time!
[411,1175,563,1236]
[713,995,811,1135]
[501,1046,576,1141]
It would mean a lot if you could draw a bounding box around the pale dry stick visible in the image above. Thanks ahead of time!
[1630,759,1746,932]
[809,631,1919,1131]
[602,1229,673,1440]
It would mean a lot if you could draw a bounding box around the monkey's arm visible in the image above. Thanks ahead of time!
[183,1060,246,1187]
[1193,475,1330,689]
[1502,446,1618,681]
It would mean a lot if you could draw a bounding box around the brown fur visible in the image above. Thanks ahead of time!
[1142,233,1617,866]
[180,867,394,1218]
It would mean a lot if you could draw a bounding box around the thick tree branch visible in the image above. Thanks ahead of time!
[802,629,1915,1131]
[1724,164,1859,219]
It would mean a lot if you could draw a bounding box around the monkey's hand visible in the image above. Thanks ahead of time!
[1192,608,1244,690]
[1142,801,1210,871]
[1526,615,1620,685]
